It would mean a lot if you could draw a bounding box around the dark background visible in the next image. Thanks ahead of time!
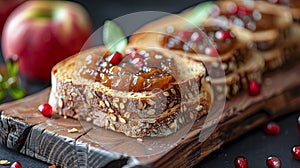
[0,0,300,167]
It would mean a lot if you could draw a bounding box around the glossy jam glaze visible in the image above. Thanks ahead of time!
[162,26,236,55]
[212,2,277,32]
[79,49,178,92]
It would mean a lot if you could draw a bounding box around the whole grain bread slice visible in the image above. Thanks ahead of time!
[216,0,292,42]
[128,11,251,77]
[216,1,294,71]
[128,0,295,98]
[48,46,213,137]
[211,49,265,99]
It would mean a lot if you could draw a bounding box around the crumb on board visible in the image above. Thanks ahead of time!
[137,138,143,142]
[0,160,10,165]
[68,128,78,133]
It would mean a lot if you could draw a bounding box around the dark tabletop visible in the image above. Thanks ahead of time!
[0,0,300,168]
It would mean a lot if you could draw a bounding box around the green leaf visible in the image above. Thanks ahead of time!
[185,1,214,26]
[103,20,127,53]
[9,86,26,100]
[6,56,19,77]
[0,89,6,101]
[6,77,19,88]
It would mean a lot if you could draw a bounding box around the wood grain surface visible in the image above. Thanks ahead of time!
[0,60,300,168]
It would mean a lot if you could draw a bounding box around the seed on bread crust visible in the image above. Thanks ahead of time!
[58,98,64,108]
[221,63,227,71]
[86,117,92,122]
[87,92,93,99]
[70,92,78,97]
[171,88,176,95]
[147,109,155,115]
[169,122,175,129]
[137,100,143,110]
[147,99,156,106]
[148,119,156,123]
[233,84,240,95]
[113,98,119,103]
[163,91,170,97]
[179,117,183,124]
[84,103,91,108]
[113,103,119,109]
[119,103,125,110]
[169,102,175,108]
[119,117,127,124]
[195,105,203,111]
[99,100,105,108]
[105,100,110,108]
[105,119,110,128]
[109,114,117,121]
[124,112,131,118]
[183,105,187,112]
[110,123,116,131]
[188,93,194,99]
[189,112,195,120]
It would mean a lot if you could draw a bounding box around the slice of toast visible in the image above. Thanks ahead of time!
[217,0,298,70]
[128,13,251,77]
[48,46,212,137]
[128,1,271,98]
[212,49,265,99]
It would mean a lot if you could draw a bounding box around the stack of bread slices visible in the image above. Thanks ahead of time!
[48,0,300,137]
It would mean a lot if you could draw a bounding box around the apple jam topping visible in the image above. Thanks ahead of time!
[79,49,177,92]
[213,3,277,32]
[161,26,236,55]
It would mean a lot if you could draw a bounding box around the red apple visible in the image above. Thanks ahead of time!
[2,1,93,81]
[0,0,26,34]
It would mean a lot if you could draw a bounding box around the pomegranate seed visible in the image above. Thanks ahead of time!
[38,104,53,117]
[177,31,193,41]
[11,162,22,168]
[106,52,123,65]
[215,30,234,41]
[204,47,219,57]
[234,156,248,168]
[292,146,300,160]
[125,48,138,58]
[264,122,280,136]
[232,6,253,15]
[248,80,261,96]
[266,156,282,168]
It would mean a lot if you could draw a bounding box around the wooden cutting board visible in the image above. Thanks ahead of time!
[0,60,300,168]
